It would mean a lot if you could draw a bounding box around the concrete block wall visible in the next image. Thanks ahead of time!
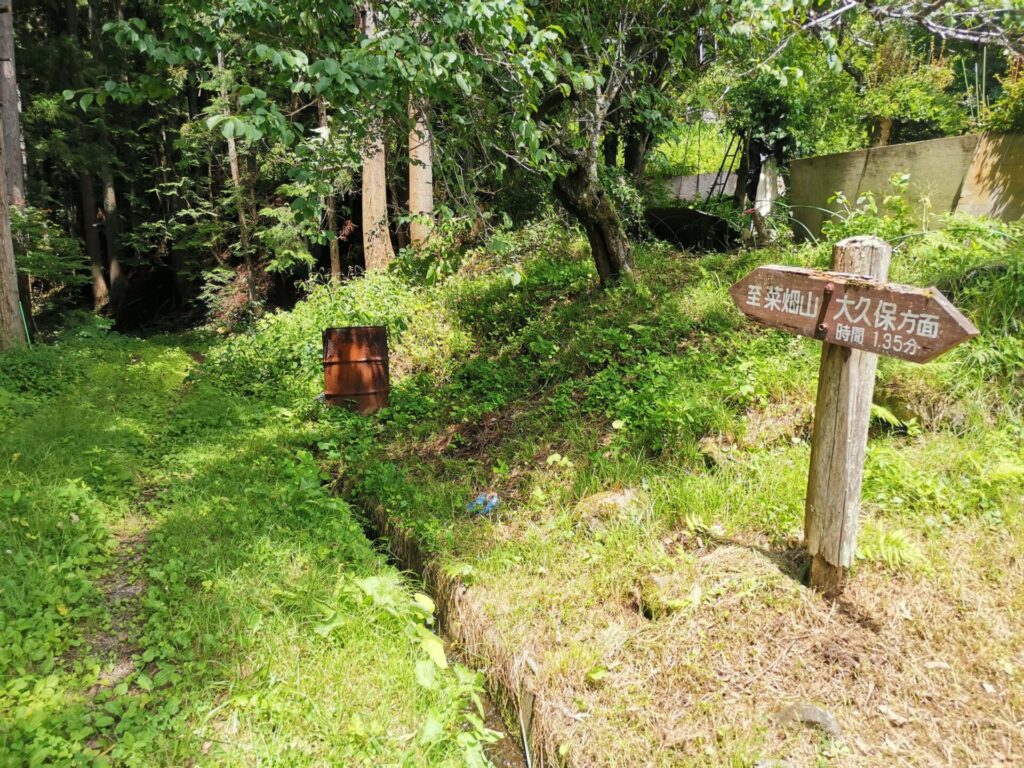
[790,133,1024,241]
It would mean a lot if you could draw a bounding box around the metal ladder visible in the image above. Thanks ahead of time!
[705,133,743,201]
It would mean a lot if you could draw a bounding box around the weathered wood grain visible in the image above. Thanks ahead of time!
[729,265,978,363]
[804,237,892,595]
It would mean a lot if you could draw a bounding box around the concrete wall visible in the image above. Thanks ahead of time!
[957,133,1024,222]
[663,172,737,201]
[790,133,1023,241]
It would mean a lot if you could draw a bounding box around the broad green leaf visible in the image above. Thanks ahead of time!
[417,625,448,669]
[418,711,444,745]
[415,659,437,689]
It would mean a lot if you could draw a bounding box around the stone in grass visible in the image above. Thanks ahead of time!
[638,572,694,620]
[575,488,641,535]
[776,703,843,740]
[638,546,797,620]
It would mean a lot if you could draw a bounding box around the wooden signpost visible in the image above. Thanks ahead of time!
[729,236,979,595]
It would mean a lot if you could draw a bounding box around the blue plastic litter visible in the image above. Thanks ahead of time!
[467,492,500,516]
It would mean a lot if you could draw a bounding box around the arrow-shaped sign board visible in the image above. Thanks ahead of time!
[729,265,979,363]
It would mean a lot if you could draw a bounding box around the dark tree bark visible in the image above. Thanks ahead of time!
[65,0,79,36]
[623,122,654,182]
[603,126,619,167]
[1,1,32,335]
[79,174,108,309]
[101,163,125,313]
[553,152,633,285]
[0,123,24,348]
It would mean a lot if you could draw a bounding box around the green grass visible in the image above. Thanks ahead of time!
[7,207,1021,766]
[199,212,1023,765]
[0,326,497,767]
[646,122,736,179]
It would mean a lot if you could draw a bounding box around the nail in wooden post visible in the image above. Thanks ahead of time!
[805,236,892,596]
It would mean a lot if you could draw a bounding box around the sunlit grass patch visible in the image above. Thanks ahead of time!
[0,336,499,767]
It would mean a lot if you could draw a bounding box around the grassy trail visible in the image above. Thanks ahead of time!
[0,333,495,767]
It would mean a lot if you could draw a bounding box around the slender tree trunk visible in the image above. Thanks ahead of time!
[623,122,653,182]
[603,128,619,167]
[359,4,394,271]
[0,123,24,348]
[79,173,108,309]
[325,195,341,281]
[218,50,256,301]
[553,152,633,286]
[0,6,25,209]
[407,98,433,248]
[732,133,750,208]
[874,117,893,147]
[1,1,31,335]
[227,144,255,301]
[317,97,341,282]
[100,163,125,313]
[65,0,79,36]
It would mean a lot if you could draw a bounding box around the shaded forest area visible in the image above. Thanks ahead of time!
[0,0,1021,343]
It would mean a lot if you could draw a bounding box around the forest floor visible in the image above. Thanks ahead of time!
[0,332,506,766]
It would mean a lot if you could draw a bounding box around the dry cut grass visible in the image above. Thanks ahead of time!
[436,487,1024,768]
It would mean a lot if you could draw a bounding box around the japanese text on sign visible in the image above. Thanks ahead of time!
[729,265,979,363]
[743,284,942,356]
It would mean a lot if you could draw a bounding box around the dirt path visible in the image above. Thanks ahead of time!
[85,514,150,696]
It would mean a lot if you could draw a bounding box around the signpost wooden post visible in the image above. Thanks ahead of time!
[729,236,979,595]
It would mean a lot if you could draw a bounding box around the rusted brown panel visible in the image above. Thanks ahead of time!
[322,326,390,414]
[729,265,978,363]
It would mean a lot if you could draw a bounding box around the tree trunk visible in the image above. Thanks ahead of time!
[732,133,750,208]
[553,155,633,286]
[603,128,619,168]
[0,122,24,349]
[1,1,31,336]
[65,0,79,36]
[326,195,341,281]
[79,174,108,309]
[227,146,255,301]
[408,98,433,248]
[218,50,256,302]
[101,163,125,313]
[359,5,394,271]
[623,122,653,182]
[0,6,26,210]
[359,145,393,269]
[874,117,893,147]
[317,97,341,282]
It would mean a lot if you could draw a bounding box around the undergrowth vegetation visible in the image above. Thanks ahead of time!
[196,209,1024,764]
[4,205,1022,766]
[204,207,1023,572]
[0,331,497,767]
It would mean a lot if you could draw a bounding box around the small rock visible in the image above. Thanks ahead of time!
[576,489,640,534]
[754,761,792,768]
[637,573,686,619]
[777,703,842,740]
